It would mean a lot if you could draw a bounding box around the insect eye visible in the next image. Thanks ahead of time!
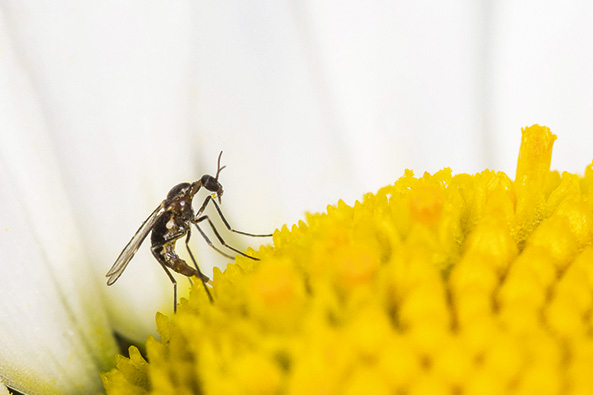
[201,174,221,192]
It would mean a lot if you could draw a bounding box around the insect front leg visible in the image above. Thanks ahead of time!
[193,215,260,260]
[195,195,273,237]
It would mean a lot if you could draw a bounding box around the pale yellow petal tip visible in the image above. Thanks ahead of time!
[0,382,11,395]
[101,346,149,394]
[103,126,593,394]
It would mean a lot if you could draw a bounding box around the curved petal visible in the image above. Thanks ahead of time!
[0,10,117,394]
[0,2,198,340]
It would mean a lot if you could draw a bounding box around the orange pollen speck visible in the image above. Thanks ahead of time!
[408,184,444,225]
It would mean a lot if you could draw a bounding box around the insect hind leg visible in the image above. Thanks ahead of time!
[151,243,213,311]
[184,230,214,303]
[196,195,273,237]
[193,215,261,261]
[150,246,180,312]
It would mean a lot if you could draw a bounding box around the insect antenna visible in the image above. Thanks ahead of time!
[215,151,226,180]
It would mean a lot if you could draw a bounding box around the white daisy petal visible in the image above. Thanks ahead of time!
[0,10,117,394]
[1,2,199,341]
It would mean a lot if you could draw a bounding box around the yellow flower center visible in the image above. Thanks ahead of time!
[102,125,593,395]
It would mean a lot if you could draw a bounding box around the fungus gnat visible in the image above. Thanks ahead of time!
[105,151,272,311]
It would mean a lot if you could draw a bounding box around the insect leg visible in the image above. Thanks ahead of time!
[193,216,260,260]
[185,230,214,303]
[195,195,273,237]
[150,247,179,313]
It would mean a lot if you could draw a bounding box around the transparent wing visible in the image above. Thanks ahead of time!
[106,203,165,285]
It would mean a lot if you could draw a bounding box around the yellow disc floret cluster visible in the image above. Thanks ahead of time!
[102,125,593,395]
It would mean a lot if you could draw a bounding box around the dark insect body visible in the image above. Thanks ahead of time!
[105,152,272,311]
